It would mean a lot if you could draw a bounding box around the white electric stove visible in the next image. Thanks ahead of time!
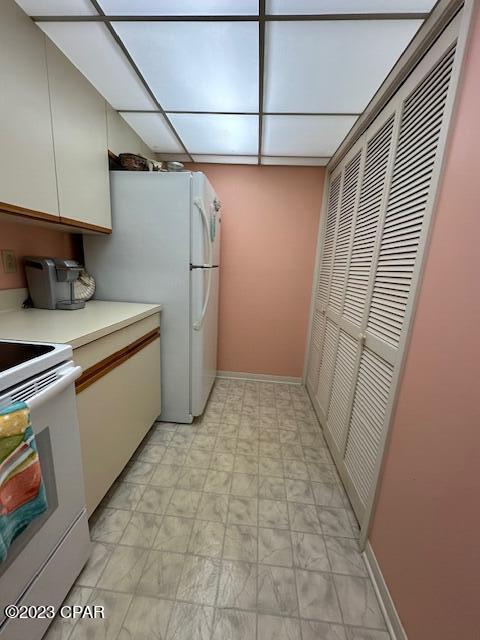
[0,340,90,640]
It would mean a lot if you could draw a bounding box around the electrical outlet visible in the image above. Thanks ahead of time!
[1,250,17,274]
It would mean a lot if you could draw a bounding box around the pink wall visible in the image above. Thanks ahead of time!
[187,164,325,378]
[0,218,77,290]
[369,6,480,639]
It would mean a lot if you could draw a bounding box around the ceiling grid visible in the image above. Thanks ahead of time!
[16,0,437,165]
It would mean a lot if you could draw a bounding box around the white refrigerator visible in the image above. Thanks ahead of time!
[83,171,221,424]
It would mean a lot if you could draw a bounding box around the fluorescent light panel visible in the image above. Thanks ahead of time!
[114,21,259,112]
[267,0,436,14]
[21,3,432,166]
[14,0,96,15]
[264,20,422,113]
[39,22,156,110]
[192,155,258,164]
[263,115,358,156]
[119,112,184,153]
[169,114,259,155]
[261,157,329,166]
[99,0,259,15]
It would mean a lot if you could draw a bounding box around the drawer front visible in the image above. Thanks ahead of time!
[73,314,160,372]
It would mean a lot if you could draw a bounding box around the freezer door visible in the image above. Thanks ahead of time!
[191,172,221,267]
[190,266,219,416]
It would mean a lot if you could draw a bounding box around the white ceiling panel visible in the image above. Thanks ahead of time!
[119,112,184,152]
[99,0,258,15]
[267,0,436,14]
[263,115,357,156]
[169,114,258,155]
[14,0,97,15]
[265,20,421,113]
[39,22,155,110]
[114,21,259,112]
[261,156,329,166]
[193,155,258,164]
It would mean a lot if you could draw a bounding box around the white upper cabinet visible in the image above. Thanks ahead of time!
[45,40,111,230]
[0,0,58,216]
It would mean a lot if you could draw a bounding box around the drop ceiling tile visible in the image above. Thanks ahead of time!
[119,112,184,153]
[264,20,422,112]
[169,114,258,155]
[262,115,357,156]
[261,156,329,166]
[99,0,258,15]
[14,0,97,14]
[267,0,435,14]
[114,21,259,112]
[192,155,258,164]
[39,22,155,110]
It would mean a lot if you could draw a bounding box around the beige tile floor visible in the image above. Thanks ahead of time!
[46,379,390,640]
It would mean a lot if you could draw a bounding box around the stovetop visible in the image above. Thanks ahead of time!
[0,340,73,393]
[0,341,55,373]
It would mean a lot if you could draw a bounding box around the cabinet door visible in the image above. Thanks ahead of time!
[0,1,58,216]
[46,40,111,230]
[76,337,161,515]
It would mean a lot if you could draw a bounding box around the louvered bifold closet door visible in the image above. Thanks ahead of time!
[314,153,362,421]
[343,40,458,522]
[325,117,395,455]
[306,12,461,533]
[366,45,457,351]
[328,153,363,319]
[306,174,341,396]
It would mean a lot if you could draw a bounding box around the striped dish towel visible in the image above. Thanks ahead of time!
[0,402,47,562]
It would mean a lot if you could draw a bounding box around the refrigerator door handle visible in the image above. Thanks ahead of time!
[193,267,213,331]
[194,197,213,268]
[193,198,215,331]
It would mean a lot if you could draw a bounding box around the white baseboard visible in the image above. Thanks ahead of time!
[216,370,302,385]
[363,541,408,640]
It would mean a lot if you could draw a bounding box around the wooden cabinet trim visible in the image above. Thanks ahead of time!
[58,215,112,234]
[76,328,160,393]
[0,201,59,224]
[0,201,112,234]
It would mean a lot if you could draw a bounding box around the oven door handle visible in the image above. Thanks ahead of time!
[26,364,82,411]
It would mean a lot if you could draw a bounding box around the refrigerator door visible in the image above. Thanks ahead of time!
[190,266,219,416]
[191,172,221,267]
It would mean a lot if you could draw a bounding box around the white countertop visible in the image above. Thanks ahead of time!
[0,300,162,349]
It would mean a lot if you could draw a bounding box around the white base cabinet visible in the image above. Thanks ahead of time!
[74,315,161,516]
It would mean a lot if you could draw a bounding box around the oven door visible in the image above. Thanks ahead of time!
[0,361,87,622]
